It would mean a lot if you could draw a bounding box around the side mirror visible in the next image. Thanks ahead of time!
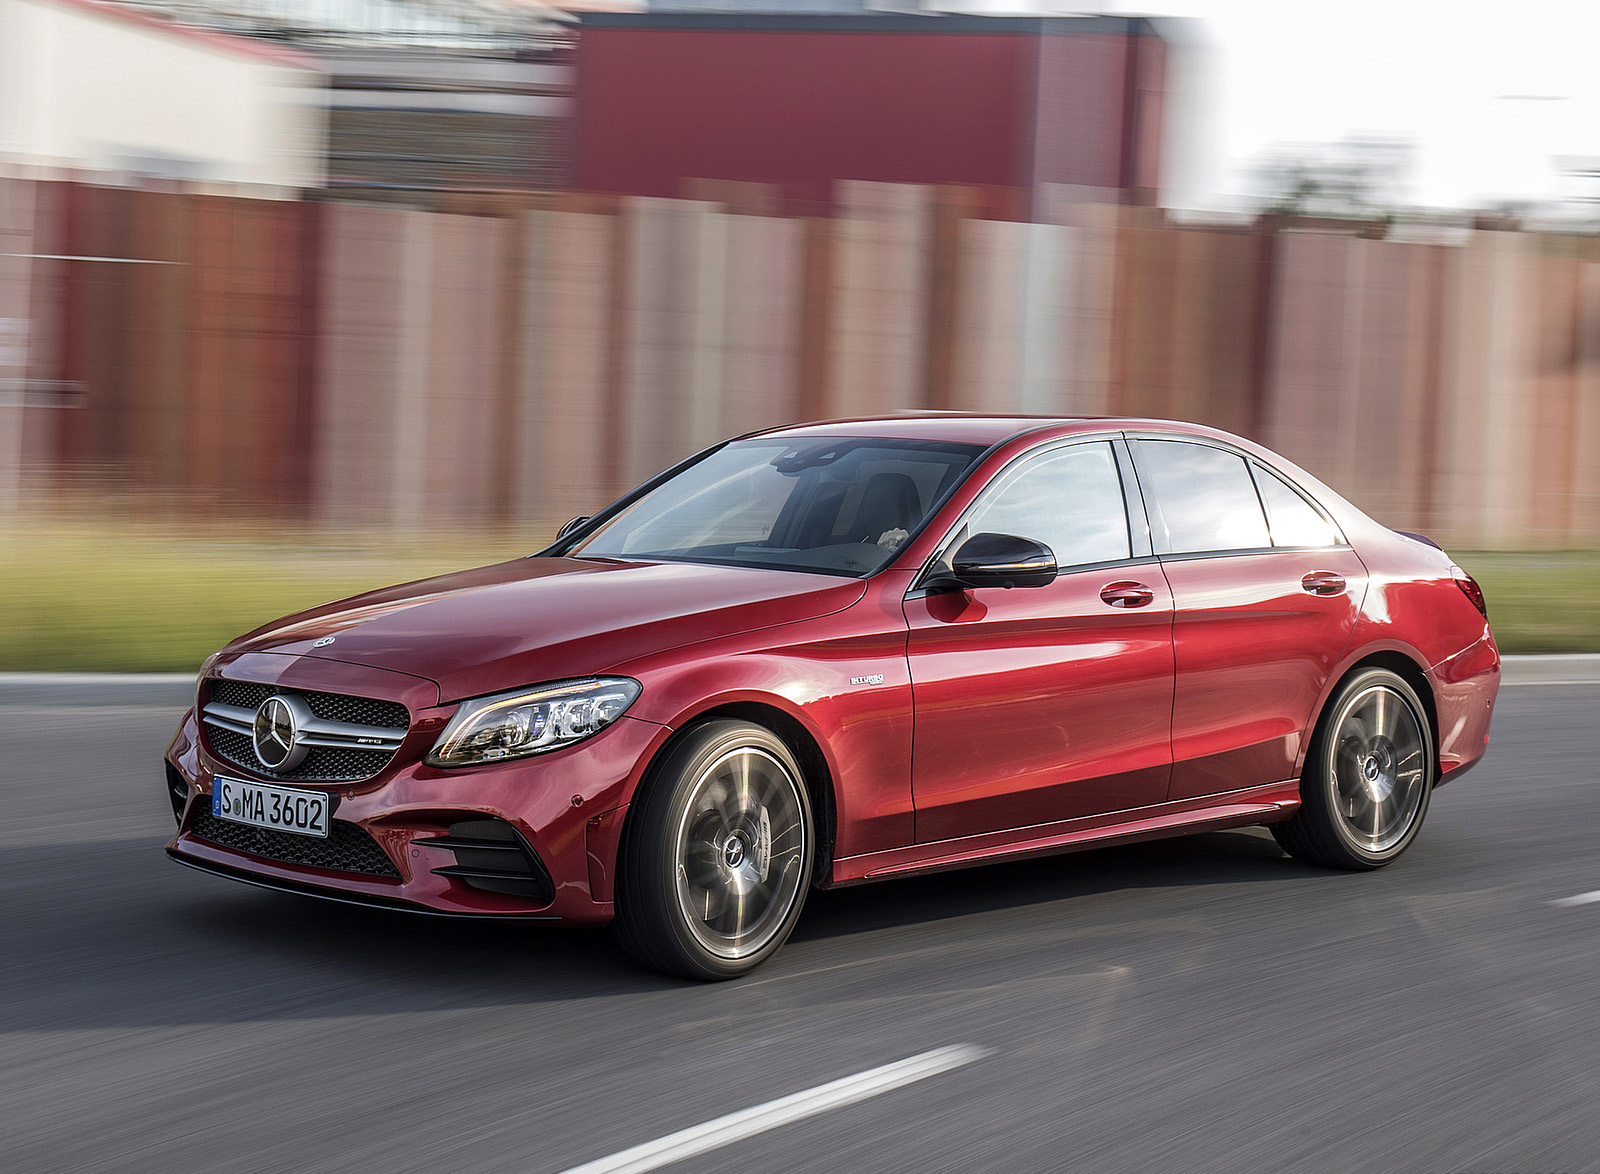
[557,515,591,540]
[932,532,1057,591]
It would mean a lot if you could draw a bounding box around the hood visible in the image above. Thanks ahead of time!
[226,556,867,702]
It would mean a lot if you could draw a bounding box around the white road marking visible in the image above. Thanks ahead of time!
[554,1044,990,1174]
[1550,891,1600,908]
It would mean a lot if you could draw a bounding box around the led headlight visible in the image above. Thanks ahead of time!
[426,678,642,767]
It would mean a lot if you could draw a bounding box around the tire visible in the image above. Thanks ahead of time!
[613,720,815,980]
[1272,668,1435,870]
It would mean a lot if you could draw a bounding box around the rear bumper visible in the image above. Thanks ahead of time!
[165,702,668,926]
[1427,627,1500,784]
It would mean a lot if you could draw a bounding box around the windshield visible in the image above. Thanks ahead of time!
[568,438,985,576]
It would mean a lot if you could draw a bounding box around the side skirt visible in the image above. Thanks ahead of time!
[830,781,1301,886]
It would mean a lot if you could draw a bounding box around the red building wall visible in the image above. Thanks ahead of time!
[1031,29,1164,198]
[573,15,1166,217]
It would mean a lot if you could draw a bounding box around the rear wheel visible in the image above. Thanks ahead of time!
[613,720,814,980]
[1272,668,1434,870]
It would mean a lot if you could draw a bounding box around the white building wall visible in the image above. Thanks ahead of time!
[0,0,326,192]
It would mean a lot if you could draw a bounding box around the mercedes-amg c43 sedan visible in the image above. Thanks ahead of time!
[165,416,1499,979]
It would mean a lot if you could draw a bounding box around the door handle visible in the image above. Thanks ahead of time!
[1301,571,1347,596]
[1100,581,1156,608]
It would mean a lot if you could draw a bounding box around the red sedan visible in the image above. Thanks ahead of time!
[165,416,1499,979]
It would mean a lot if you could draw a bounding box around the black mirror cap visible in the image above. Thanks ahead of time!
[557,515,592,540]
[940,532,1058,590]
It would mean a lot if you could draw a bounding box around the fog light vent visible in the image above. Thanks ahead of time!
[416,819,554,905]
[165,761,189,824]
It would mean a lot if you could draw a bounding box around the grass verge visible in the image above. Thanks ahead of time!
[0,520,535,673]
[1455,550,1600,655]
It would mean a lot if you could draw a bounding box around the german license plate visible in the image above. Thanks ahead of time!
[212,777,330,839]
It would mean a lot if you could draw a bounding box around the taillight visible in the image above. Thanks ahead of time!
[1452,568,1488,618]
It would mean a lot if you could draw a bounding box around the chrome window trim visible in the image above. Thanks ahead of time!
[1148,543,1355,565]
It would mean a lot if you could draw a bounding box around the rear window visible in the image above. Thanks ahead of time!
[1135,440,1270,554]
[1254,465,1340,548]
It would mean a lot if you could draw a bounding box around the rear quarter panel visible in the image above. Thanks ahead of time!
[1175,426,1500,783]
[1296,523,1499,780]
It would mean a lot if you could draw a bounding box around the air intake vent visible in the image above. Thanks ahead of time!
[189,808,401,879]
[165,761,189,824]
[416,819,554,905]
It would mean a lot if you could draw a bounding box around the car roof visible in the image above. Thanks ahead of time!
[749,414,1235,448]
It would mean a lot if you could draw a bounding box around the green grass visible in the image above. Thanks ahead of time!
[0,520,538,673]
[0,520,1594,671]
[1454,550,1600,654]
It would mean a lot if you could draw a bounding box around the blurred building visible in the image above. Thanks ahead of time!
[573,9,1169,216]
[67,0,579,199]
[315,41,571,199]
[0,0,327,192]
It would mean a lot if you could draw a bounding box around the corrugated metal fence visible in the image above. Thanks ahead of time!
[4,176,1598,546]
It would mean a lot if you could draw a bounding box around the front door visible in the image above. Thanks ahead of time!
[905,439,1177,842]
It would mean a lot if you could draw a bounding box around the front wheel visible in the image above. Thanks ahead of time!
[1272,668,1435,870]
[613,720,814,980]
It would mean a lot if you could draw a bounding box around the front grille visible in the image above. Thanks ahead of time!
[207,679,409,730]
[201,678,409,783]
[189,807,401,879]
[206,725,395,783]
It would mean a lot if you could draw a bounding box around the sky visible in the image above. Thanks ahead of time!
[965,0,1600,212]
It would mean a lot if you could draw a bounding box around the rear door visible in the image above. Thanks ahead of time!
[904,438,1176,841]
[1129,437,1368,801]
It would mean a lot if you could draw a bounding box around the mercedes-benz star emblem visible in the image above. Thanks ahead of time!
[252,694,311,772]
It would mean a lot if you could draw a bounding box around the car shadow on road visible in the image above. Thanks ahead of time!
[2,827,1322,1033]
[795,827,1306,943]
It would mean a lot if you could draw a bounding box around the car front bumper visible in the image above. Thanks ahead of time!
[165,697,668,926]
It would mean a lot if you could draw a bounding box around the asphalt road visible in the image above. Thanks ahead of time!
[2,682,1598,1174]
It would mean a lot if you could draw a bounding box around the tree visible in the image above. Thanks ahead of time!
[1253,135,1415,220]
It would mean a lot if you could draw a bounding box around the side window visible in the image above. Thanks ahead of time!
[951,442,1131,568]
[1135,440,1270,554]
[1254,464,1339,548]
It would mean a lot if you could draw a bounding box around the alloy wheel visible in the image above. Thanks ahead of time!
[672,746,808,960]
[1329,683,1428,854]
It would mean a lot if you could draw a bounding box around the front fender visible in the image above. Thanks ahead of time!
[618,577,915,859]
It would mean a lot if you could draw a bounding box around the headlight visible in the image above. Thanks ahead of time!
[426,678,641,767]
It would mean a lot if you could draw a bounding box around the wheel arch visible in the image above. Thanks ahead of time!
[1300,648,1440,783]
[618,700,839,891]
